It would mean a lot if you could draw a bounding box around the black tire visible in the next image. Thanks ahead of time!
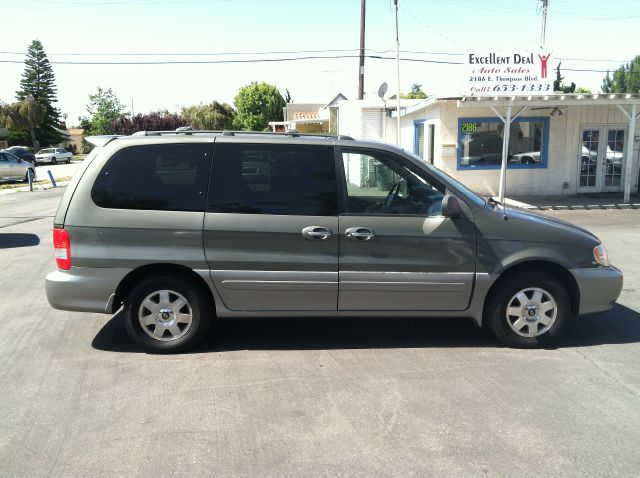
[23,170,34,182]
[124,275,212,353]
[485,271,572,348]
[66,158,71,164]
[51,157,57,164]
[33,161,38,166]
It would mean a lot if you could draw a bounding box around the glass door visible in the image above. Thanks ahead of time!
[602,128,625,192]
[578,127,626,193]
[578,129,600,192]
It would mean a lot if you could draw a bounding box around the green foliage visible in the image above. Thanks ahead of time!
[0,96,46,150]
[5,130,31,146]
[233,82,286,131]
[81,139,94,154]
[552,63,576,93]
[602,55,640,93]
[180,101,235,130]
[401,84,428,99]
[15,40,66,146]
[575,87,592,94]
[82,87,126,135]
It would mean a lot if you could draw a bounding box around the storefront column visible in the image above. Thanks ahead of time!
[623,103,637,203]
[498,106,512,204]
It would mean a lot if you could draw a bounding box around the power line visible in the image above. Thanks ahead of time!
[0,54,632,74]
[0,54,465,66]
[0,48,628,64]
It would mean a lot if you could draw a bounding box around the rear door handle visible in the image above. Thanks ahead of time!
[345,227,375,241]
[302,226,333,240]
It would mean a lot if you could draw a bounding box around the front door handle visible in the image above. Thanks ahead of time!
[302,226,333,240]
[345,227,375,241]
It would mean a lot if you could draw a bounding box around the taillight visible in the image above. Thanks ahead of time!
[53,227,71,270]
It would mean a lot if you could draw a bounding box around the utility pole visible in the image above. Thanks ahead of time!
[394,0,401,145]
[358,0,366,100]
[540,0,548,49]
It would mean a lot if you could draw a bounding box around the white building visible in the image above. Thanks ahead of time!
[336,94,640,200]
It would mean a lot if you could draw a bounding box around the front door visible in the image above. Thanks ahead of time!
[578,127,626,193]
[337,149,476,312]
[203,141,339,312]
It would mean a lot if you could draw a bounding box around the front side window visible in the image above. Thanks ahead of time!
[208,143,338,216]
[92,143,212,211]
[341,150,444,216]
[458,117,549,169]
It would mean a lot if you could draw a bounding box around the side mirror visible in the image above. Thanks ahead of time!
[441,194,462,218]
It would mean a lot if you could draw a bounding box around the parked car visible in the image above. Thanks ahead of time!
[509,151,541,164]
[4,146,36,164]
[45,131,623,353]
[35,147,73,165]
[0,151,36,182]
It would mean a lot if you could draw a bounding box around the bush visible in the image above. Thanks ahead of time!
[81,139,94,154]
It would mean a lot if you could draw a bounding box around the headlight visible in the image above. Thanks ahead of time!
[593,244,610,267]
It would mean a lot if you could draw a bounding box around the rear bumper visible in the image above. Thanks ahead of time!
[571,266,623,315]
[45,267,130,314]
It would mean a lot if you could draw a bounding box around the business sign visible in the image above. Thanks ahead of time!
[464,51,554,96]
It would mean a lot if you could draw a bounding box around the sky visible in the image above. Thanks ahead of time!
[1,0,639,127]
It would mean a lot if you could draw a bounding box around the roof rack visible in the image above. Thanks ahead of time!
[132,128,354,140]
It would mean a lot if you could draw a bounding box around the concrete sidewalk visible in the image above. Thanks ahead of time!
[506,193,640,210]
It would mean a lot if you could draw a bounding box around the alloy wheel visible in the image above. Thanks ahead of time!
[138,289,193,341]
[505,287,557,337]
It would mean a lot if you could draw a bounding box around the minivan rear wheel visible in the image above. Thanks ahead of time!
[486,271,572,348]
[124,275,211,353]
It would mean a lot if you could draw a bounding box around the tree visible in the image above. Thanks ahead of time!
[180,101,235,130]
[0,96,46,151]
[602,55,640,93]
[553,63,576,93]
[82,87,126,135]
[401,84,428,99]
[111,111,187,135]
[16,40,66,146]
[233,82,286,131]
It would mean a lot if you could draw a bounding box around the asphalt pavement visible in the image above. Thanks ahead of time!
[1,189,639,477]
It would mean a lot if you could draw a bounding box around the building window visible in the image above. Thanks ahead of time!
[457,116,549,169]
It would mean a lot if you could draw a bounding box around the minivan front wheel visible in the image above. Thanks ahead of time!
[486,271,572,348]
[124,275,211,353]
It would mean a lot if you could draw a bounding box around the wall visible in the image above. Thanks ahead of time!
[412,101,639,197]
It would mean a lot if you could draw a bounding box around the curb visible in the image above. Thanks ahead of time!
[530,203,640,211]
[0,181,70,195]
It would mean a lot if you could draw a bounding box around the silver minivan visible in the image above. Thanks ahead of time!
[46,131,623,353]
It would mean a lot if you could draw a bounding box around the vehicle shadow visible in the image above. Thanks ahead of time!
[0,233,40,249]
[92,303,640,354]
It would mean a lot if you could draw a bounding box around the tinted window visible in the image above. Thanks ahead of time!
[92,143,212,211]
[208,143,337,216]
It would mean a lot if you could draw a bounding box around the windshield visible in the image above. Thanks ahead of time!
[405,150,486,208]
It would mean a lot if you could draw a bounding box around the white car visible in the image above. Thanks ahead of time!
[509,151,541,164]
[35,147,73,165]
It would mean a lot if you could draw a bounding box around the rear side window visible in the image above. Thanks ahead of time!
[92,143,212,211]
[207,143,338,216]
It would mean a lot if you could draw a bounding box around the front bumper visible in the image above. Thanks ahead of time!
[45,267,130,314]
[570,266,623,315]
